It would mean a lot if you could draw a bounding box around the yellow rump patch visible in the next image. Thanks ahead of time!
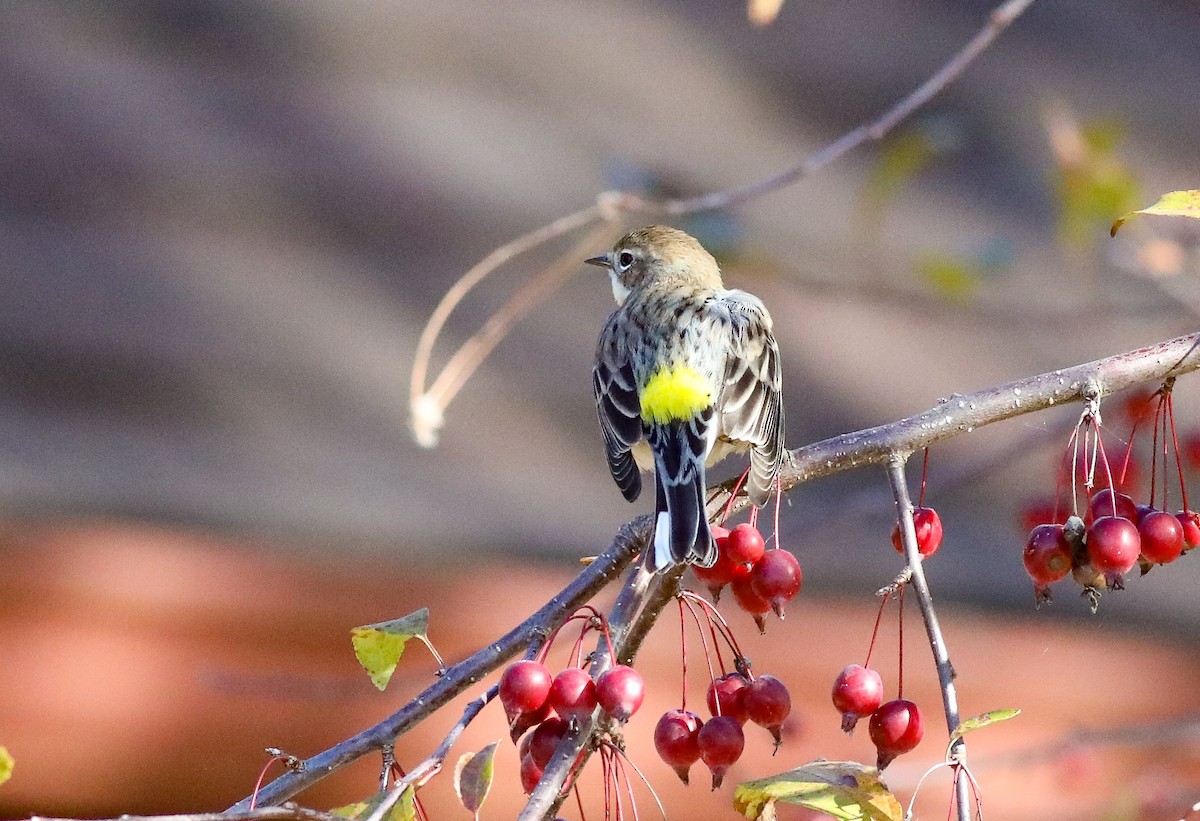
[641,365,711,424]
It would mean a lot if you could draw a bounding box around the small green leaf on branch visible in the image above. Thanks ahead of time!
[351,608,443,691]
[454,741,498,817]
[331,789,417,821]
[948,708,1020,749]
[1111,190,1200,236]
[733,759,902,820]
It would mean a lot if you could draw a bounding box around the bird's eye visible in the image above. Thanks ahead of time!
[615,250,636,271]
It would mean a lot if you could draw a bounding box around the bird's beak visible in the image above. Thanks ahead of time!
[584,254,611,269]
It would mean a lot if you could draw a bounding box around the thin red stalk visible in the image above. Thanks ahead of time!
[1150,396,1163,508]
[677,598,688,711]
[918,448,930,507]
[863,592,890,669]
[679,591,748,663]
[574,783,587,821]
[720,467,752,523]
[248,757,286,811]
[682,596,718,684]
[897,584,906,698]
[537,612,589,665]
[1171,393,1192,512]
[1094,433,1118,515]
[708,614,728,676]
[1118,417,1140,487]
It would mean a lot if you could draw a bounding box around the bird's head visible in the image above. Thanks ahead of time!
[586,225,722,305]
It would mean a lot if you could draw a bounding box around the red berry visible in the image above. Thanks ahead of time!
[891,507,943,557]
[528,716,568,769]
[1023,523,1073,588]
[730,575,771,633]
[692,525,734,599]
[548,667,597,721]
[869,699,924,770]
[500,660,553,721]
[831,664,883,734]
[749,550,802,619]
[706,672,750,723]
[1176,510,1200,549]
[596,665,644,722]
[1086,515,1141,587]
[726,523,766,570]
[1139,510,1185,564]
[697,714,745,789]
[1087,488,1138,523]
[653,709,703,784]
[743,675,791,748]
[520,752,543,794]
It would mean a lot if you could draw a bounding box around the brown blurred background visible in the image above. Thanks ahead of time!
[2,1,1200,819]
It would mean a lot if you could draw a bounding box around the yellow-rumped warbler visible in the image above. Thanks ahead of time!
[587,225,785,569]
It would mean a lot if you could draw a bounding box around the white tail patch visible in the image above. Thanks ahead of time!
[654,510,673,569]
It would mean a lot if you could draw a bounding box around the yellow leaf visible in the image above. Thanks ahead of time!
[733,760,903,820]
[331,789,417,821]
[1111,189,1200,236]
[0,747,13,786]
[351,608,438,691]
[454,741,498,816]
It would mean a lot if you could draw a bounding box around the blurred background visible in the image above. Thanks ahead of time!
[2,1,1200,818]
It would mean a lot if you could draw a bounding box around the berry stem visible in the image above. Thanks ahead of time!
[677,598,689,711]
[680,591,748,669]
[681,595,719,684]
[1169,389,1192,513]
[918,447,930,507]
[863,591,891,670]
[897,584,906,699]
[720,466,752,524]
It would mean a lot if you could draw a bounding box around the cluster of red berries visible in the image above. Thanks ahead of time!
[1023,488,1200,603]
[831,663,924,769]
[499,657,645,793]
[653,670,792,788]
[1021,389,1200,607]
[692,523,802,631]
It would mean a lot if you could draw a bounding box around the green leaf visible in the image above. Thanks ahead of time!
[454,741,498,816]
[331,789,417,821]
[1111,190,1200,236]
[734,760,903,821]
[0,747,12,786]
[949,708,1021,748]
[351,608,435,691]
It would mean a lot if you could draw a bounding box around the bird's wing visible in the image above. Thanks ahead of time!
[593,315,643,502]
[716,290,785,506]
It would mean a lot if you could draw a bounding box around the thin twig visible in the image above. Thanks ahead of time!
[887,457,970,821]
[365,685,499,821]
[407,0,1039,446]
[230,517,651,810]
[409,205,610,446]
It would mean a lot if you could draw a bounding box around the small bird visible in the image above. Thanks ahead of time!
[587,226,785,569]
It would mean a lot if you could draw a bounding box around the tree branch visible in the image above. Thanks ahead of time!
[713,331,1200,515]
[887,457,970,821]
[230,517,651,810]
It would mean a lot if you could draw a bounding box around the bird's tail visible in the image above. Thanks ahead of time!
[651,423,719,569]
